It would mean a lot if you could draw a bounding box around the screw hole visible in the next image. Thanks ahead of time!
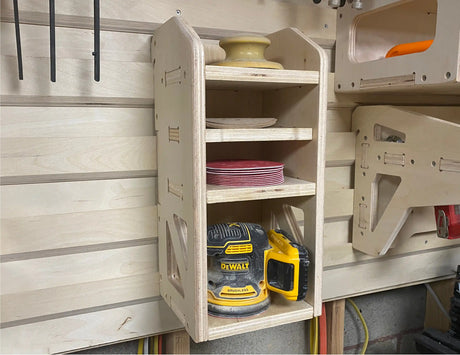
[176,9,182,15]
[361,196,365,201]
[360,231,364,236]
[364,135,368,141]
[446,72,451,79]
[351,82,355,87]
[410,159,415,165]
[338,84,341,89]
[422,75,427,81]
[377,155,381,160]
[431,161,436,167]
[339,13,343,18]
[362,172,366,176]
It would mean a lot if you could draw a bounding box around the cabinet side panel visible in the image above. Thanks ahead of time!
[153,17,207,342]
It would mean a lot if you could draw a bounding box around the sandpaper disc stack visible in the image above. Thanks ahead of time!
[206,160,284,187]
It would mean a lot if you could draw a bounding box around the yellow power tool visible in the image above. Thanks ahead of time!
[207,223,310,318]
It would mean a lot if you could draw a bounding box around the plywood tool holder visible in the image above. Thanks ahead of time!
[152,16,327,342]
[352,106,460,256]
[335,0,460,95]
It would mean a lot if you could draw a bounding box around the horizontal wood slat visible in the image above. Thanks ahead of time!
[325,132,355,167]
[1,107,154,138]
[0,299,183,354]
[323,246,460,301]
[1,56,153,106]
[0,23,152,62]
[326,107,353,132]
[0,0,336,40]
[324,189,354,221]
[1,273,159,326]
[1,244,157,295]
[1,137,156,184]
[0,178,156,218]
[1,206,156,256]
[325,166,353,190]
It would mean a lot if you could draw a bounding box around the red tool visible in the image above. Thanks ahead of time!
[435,205,460,239]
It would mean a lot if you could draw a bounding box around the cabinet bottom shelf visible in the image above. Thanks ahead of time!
[207,293,313,340]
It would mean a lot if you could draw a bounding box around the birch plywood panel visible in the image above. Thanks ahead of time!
[323,246,460,301]
[1,56,153,106]
[1,245,156,295]
[0,178,156,218]
[325,132,355,167]
[0,23,152,62]
[0,0,336,40]
[1,206,156,255]
[1,259,158,325]
[0,299,182,354]
[1,137,156,184]
[1,107,154,138]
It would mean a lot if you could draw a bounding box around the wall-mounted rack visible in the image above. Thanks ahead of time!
[335,0,460,97]
[152,16,327,342]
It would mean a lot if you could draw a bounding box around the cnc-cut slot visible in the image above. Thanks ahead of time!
[169,126,180,142]
[166,221,185,297]
[173,214,188,268]
[168,178,183,199]
[165,66,182,86]
[374,124,406,143]
[370,174,402,232]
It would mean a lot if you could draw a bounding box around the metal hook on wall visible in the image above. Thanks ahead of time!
[13,0,23,80]
[93,0,100,82]
[49,0,56,82]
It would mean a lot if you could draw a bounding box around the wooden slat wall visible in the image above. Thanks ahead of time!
[0,2,336,353]
[0,10,177,354]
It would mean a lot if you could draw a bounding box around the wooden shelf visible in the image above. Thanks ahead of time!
[206,65,319,89]
[208,293,313,341]
[154,17,326,342]
[206,176,315,204]
[205,128,313,143]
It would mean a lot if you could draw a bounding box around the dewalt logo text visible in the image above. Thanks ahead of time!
[220,262,249,271]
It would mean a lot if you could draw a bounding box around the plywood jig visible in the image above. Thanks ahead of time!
[152,16,327,342]
[335,0,460,96]
[352,106,460,256]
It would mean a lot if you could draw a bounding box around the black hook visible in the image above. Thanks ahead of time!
[93,0,100,82]
[49,0,56,82]
[13,0,23,80]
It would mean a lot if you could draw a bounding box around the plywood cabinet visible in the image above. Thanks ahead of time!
[152,16,327,342]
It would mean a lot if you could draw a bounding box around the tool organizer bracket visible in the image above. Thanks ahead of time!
[335,0,460,95]
[352,106,460,256]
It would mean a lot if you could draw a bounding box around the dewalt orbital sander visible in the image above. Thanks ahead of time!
[207,222,309,318]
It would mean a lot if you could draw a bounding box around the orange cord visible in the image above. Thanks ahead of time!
[385,39,433,58]
[158,334,163,354]
[319,303,327,354]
